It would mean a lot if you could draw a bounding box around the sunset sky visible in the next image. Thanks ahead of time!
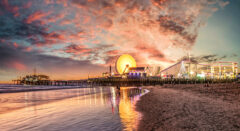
[0,0,239,82]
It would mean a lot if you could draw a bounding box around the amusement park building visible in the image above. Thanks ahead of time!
[160,61,238,79]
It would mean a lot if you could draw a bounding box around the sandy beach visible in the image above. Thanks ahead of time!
[136,83,240,130]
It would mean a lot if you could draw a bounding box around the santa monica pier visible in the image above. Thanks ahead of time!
[13,54,240,87]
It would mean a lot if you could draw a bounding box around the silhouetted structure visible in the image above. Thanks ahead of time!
[13,74,51,85]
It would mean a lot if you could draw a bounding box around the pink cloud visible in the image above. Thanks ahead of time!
[106,50,119,56]
[69,31,87,41]
[9,61,26,71]
[45,0,55,5]
[2,0,227,71]
[25,11,52,24]
[45,32,65,40]
[91,40,101,44]
[65,44,92,55]
[83,16,90,24]
[1,0,20,17]
[69,0,228,67]
[56,0,68,7]
[47,13,65,23]
[60,19,72,25]
[13,42,18,48]
[0,39,6,43]
[23,1,32,9]
[24,47,32,52]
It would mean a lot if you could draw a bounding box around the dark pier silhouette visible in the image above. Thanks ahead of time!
[12,79,88,86]
[13,77,238,87]
[87,78,238,87]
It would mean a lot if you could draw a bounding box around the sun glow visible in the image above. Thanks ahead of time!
[116,54,136,74]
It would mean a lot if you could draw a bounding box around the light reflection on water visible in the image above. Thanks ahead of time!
[0,87,148,131]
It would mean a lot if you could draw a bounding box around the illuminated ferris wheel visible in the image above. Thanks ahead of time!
[115,54,136,74]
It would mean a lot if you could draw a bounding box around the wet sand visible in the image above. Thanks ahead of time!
[136,84,240,130]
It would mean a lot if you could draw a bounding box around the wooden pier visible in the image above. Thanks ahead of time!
[13,77,238,87]
[87,78,237,87]
[12,79,88,86]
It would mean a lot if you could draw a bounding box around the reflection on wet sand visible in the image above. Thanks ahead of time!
[0,87,147,131]
[0,88,102,114]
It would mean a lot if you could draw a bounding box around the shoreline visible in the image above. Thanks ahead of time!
[136,84,240,130]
